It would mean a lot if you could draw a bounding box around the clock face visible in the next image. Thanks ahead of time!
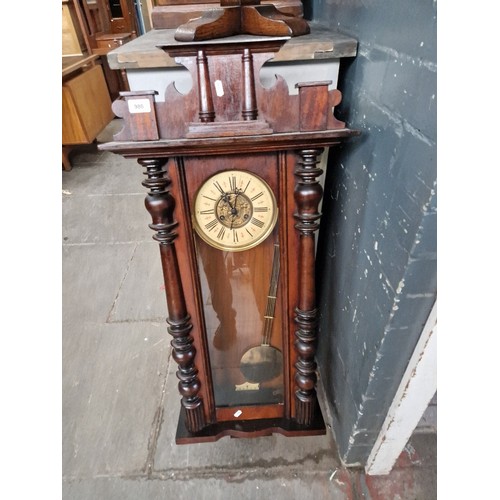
[193,170,278,252]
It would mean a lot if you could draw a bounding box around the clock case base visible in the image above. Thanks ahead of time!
[175,400,326,444]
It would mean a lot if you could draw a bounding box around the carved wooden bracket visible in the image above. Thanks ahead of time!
[174,0,310,42]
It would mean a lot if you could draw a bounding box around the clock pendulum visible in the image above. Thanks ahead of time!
[239,242,282,384]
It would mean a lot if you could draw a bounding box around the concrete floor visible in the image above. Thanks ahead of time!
[62,119,437,499]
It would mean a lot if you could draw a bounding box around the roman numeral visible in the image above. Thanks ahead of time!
[253,207,269,212]
[203,195,218,202]
[205,219,218,231]
[217,226,226,240]
[251,217,265,228]
[229,176,237,192]
[233,230,238,243]
[199,209,215,215]
[251,192,264,201]
[213,181,225,195]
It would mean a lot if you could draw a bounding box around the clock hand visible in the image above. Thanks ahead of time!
[219,193,235,224]
[228,189,241,220]
[218,192,239,229]
[229,189,241,218]
[221,192,232,207]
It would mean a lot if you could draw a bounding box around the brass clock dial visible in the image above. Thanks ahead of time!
[193,170,278,252]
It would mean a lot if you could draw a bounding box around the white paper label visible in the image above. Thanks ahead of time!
[128,99,151,114]
[214,80,224,97]
[233,410,243,418]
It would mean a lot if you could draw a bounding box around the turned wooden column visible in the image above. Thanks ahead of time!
[241,48,258,121]
[140,158,206,433]
[293,148,324,425]
[196,49,215,123]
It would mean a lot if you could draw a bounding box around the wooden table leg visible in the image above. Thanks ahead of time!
[62,146,73,171]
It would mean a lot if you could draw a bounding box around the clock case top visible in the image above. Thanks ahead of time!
[102,29,359,149]
[99,31,360,443]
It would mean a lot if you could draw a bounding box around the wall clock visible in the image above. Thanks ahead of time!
[192,169,278,252]
[99,34,359,443]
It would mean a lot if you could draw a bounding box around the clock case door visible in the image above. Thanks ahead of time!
[190,163,283,411]
[171,149,326,443]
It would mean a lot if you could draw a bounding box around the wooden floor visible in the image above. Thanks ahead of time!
[62,119,437,499]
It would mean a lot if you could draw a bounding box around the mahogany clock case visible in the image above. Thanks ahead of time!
[99,31,360,443]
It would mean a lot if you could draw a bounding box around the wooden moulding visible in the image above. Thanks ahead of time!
[186,120,273,137]
[104,25,358,71]
[99,128,360,158]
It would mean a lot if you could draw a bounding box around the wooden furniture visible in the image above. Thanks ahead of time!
[93,32,133,99]
[62,55,114,170]
[156,0,310,42]
[62,0,137,170]
[105,0,140,35]
[70,0,139,46]
[95,31,133,51]
[151,0,305,30]
[63,0,136,99]
[99,29,359,443]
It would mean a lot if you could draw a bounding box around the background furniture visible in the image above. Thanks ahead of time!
[150,0,305,29]
[62,56,114,170]
[62,0,145,170]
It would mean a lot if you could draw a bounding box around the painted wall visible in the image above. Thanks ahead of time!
[313,0,437,465]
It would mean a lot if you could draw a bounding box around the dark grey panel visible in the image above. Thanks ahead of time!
[314,0,437,465]
[314,0,437,62]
